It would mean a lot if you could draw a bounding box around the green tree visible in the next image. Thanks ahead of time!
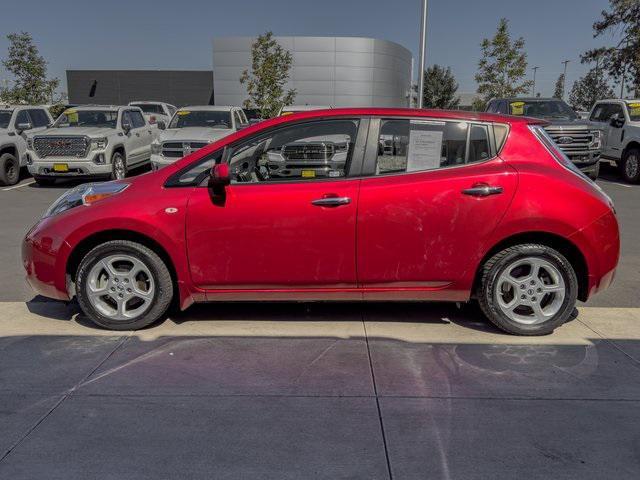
[475,18,533,102]
[422,65,460,109]
[553,73,565,99]
[582,0,640,96]
[240,32,296,118]
[568,68,615,111]
[0,32,59,104]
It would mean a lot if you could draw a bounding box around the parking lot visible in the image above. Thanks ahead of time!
[1,165,639,478]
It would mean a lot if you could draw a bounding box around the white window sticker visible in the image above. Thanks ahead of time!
[407,128,443,172]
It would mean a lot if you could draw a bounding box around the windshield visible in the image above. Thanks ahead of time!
[626,102,640,122]
[0,110,11,129]
[54,109,118,128]
[169,110,232,129]
[509,100,577,120]
[131,104,164,115]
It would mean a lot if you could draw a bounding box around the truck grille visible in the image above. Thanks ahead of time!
[33,136,89,158]
[161,141,207,158]
[544,127,595,154]
[283,143,335,162]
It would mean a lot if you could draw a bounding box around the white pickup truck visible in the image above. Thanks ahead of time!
[0,105,53,185]
[26,105,156,185]
[150,105,248,170]
[589,99,640,183]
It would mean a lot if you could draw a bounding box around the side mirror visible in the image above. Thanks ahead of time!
[122,122,132,134]
[209,163,231,187]
[610,114,625,128]
[157,120,166,130]
[16,122,32,133]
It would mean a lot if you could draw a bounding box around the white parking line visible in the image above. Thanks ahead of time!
[2,180,35,191]
[598,180,633,188]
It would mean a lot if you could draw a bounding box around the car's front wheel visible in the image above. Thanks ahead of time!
[110,152,127,180]
[619,148,640,183]
[76,240,173,330]
[478,244,578,335]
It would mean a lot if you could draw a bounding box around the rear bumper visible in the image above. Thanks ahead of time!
[569,209,620,300]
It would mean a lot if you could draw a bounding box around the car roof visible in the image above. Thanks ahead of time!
[495,98,563,102]
[65,105,131,111]
[0,104,49,110]
[248,108,544,129]
[129,101,174,106]
[282,105,332,111]
[176,105,237,112]
[594,98,640,104]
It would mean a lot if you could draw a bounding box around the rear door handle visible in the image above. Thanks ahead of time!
[462,184,503,197]
[312,196,351,207]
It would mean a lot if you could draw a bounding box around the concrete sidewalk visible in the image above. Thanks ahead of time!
[0,300,639,479]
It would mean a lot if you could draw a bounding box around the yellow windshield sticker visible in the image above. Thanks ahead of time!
[63,109,78,123]
[510,102,525,115]
[628,103,640,115]
[176,110,190,116]
[301,170,316,178]
[281,111,294,116]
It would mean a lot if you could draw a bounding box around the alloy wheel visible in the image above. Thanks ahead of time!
[86,254,155,321]
[494,256,566,325]
[625,153,639,180]
[113,156,126,179]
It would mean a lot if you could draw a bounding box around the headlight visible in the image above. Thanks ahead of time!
[90,137,108,150]
[43,182,128,218]
[151,142,162,154]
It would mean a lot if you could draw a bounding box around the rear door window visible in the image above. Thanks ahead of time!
[375,119,492,175]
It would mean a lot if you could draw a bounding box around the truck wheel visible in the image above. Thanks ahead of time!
[478,244,578,336]
[587,161,600,181]
[0,153,19,186]
[620,148,640,183]
[110,152,127,180]
[76,240,173,330]
[33,176,56,187]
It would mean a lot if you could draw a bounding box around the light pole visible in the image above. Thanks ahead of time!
[561,60,570,99]
[531,66,540,96]
[417,0,428,108]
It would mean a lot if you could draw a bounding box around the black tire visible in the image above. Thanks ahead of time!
[33,175,56,187]
[587,161,600,181]
[110,151,127,180]
[619,148,640,184]
[76,240,173,330]
[478,244,578,336]
[0,152,20,186]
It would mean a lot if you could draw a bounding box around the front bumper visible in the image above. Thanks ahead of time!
[565,151,600,173]
[26,153,111,177]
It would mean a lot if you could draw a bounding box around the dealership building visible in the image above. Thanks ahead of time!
[67,36,413,108]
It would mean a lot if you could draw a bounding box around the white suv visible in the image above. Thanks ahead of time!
[0,105,53,185]
[128,101,176,126]
[150,106,248,170]
[590,99,640,183]
[26,105,155,185]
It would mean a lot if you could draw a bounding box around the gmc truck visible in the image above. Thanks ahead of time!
[0,105,53,186]
[26,105,155,185]
[486,98,602,179]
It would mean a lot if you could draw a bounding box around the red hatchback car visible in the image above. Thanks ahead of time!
[22,108,619,335]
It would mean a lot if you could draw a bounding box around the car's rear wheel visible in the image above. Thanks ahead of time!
[0,152,20,186]
[76,240,173,330]
[478,244,578,335]
[619,148,640,183]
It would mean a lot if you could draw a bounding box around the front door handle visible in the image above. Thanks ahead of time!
[311,196,351,207]
[462,184,503,197]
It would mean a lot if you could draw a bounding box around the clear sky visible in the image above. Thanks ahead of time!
[0,0,619,98]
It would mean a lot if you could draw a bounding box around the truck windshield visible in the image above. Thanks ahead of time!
[509,100,577,120]
[54,109,118,128]
[131,104,164,115]
[0,110,12,129]
[626,102,640,122]
[169,110,232,129]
